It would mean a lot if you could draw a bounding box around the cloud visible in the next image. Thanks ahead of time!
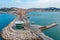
[11,0,22,3]
[0,0,60,8]
[21,0,60,8]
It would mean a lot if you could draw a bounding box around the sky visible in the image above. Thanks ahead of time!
[0,0,60,9]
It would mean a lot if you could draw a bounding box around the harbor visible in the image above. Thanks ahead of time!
[0,0,60,39]
[1,11,57,40]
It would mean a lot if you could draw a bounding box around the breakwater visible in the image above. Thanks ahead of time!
[1,14,57,40]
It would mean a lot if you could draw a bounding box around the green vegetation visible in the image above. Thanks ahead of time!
[0,7,17,12]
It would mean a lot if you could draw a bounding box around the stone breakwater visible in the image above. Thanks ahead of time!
[1,14,57,40]
[2,16,43,40]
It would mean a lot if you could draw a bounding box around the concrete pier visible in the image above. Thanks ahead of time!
[46,23,57,28]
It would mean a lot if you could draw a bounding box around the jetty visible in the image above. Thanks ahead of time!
[1,11,57,40]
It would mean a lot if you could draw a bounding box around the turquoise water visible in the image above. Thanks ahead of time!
[0,12,60,40]
[0,13,16,40]
[0,13,16,31]
[27,12,60,40]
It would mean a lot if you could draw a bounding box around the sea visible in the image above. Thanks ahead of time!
[0,12,60,40]
[0,13,16,40]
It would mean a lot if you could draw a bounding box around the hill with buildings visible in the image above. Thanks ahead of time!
[27,7,60,12]
[0,7,60,14]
